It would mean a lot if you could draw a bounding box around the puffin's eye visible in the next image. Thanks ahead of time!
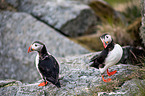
[35,44,37,47]
[106,36,108,38]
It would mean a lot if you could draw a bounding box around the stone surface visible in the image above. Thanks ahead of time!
[0,52,140,96]
[140,0,145,46]
[31,2,97,37]
[0,11,89,83]
[98,79,145,96]
[6,0,97,37]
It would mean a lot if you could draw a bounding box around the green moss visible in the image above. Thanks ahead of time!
[88,1,123,23]
[0,1,17,12]
[0,81,18,88]
[70,34,104,52]
[135,80,145,96]
[122,4,141,24]
[104,0,132,6]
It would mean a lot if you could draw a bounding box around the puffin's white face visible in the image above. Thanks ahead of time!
[28,42,43,53]
[100,34,112,48]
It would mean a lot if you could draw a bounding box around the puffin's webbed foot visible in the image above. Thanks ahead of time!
[38,81,48,86]
[101,75,111,82]
[107,69,117,76]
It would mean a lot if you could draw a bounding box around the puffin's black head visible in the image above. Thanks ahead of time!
[100,34,113,48]
[28,41,45,53]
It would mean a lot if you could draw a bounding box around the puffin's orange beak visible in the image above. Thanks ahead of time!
[28,45,34,53]
[102,40,107,48]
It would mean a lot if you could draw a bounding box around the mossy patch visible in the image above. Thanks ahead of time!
[88,0,123,23]
[0,80,19,88]
[70,34,104,51]
[0,0,17,12]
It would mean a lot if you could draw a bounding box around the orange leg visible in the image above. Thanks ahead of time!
[101,75,111,82]
[107,69,117,76]
[38,81,48,86]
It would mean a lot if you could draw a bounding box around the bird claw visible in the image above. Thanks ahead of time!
[101,75,111,82]
[107,69,117,76]
[38,81,48,86]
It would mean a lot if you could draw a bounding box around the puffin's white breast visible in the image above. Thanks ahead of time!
[35,53,43,79]
[105,44,123,67]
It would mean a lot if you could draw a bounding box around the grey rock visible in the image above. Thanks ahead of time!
[119,79,145,95]
[6,0,97,37]
[0,52,139,96]
[98,79,145,96]
[140,0,145,46]
[31,2,97,37]
[0,11,89,83]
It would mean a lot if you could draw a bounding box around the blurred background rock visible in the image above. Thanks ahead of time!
[0,0,144,51]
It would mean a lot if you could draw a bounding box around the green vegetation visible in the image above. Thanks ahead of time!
[70,34,104,52]
[76,0,142,51]
[104,0,135,6]
[122,2,141,24]
[135,80,145,96]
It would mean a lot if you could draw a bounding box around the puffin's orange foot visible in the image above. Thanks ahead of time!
[101,75,111,82]
[107,69,117,76]
[38,81,48,86]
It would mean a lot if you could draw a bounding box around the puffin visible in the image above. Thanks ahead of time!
[28,41,61,88]
[90,34,123,82]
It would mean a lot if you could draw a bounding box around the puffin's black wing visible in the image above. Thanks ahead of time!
[90,54,98,62]
[90,49,109,68]
[38,55,60,87]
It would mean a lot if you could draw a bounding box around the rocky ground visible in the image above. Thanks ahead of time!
[1,52,145,96]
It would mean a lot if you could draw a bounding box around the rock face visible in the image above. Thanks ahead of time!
[140,0,145,46]
[6,0,97,37]
[0,11,89,82]
[0,53,141,96]
[31,2,97,37]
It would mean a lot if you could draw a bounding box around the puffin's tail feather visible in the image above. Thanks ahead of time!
[89,62,94,67]
[55,81,61,88]
[90,55,98,62]
[89,61,99,69]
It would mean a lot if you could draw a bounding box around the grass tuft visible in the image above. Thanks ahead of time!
[135,80,145,96]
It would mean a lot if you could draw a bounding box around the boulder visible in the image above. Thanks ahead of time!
[0,11,89,83]
[0,52,140,96]
[140,0,145,46]
[5,0,97,37]
[31,2,97,37]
